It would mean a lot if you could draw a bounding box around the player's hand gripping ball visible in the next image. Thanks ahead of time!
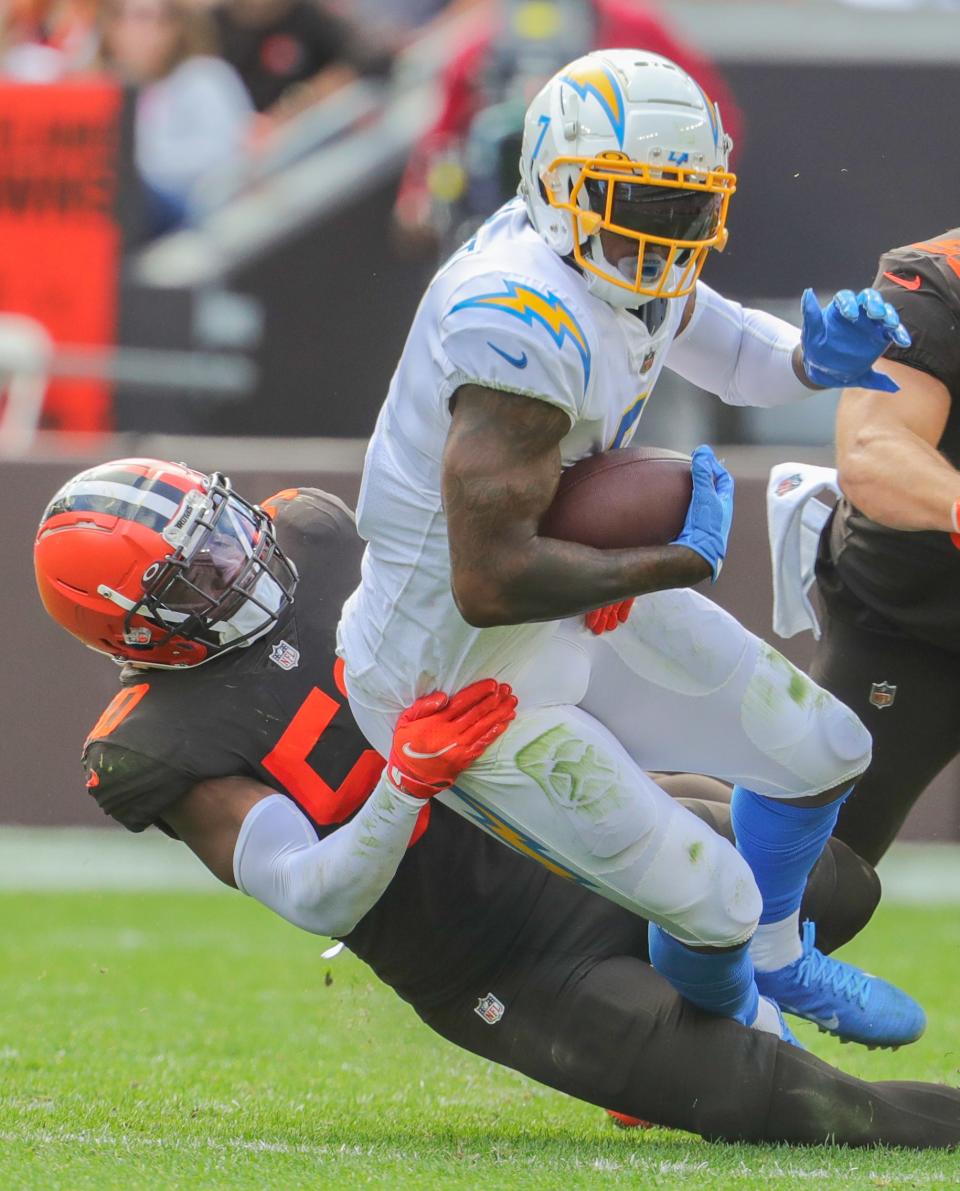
[540,446,697,634]
[670,444,735,581]
[387,679,518,799]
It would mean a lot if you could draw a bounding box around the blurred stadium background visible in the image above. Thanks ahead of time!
[4,0,958,839]
[2,0,960,1183]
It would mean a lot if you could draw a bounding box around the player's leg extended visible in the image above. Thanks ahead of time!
[579,588,923,1048]
[809,608,960,865]
[413,887,960,1147]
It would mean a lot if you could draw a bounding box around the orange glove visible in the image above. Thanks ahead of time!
[387,679,517,799]
[585,599,635,635]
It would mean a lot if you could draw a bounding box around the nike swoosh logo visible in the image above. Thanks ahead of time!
[883,271,921,291]
[401,741,458,760]
[802,1011,840,1031]
[488,341,528,369]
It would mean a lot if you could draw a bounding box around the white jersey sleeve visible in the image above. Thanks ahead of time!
[439,271,594,425]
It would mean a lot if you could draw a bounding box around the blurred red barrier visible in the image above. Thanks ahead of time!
[0,79,123,434]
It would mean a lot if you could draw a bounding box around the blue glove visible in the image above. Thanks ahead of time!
[671,444,734,581]
[800,287,911,393]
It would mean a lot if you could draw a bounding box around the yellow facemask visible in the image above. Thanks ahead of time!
[541,153,737,300]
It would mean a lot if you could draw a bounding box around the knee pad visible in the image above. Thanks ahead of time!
[631,799,761,948]
[513,715,658,861]
[741,643,872,795]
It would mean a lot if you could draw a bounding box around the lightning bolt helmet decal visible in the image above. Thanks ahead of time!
[560,65,626,148]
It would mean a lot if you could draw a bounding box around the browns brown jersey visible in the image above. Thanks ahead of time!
[81,489,550,1008]
[818,231,960,651]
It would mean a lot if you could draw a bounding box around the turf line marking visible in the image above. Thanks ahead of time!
[0,1129,369,1158]
[1,1128,959,1181]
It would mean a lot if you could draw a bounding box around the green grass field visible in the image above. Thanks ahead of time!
[1,885,960,1190]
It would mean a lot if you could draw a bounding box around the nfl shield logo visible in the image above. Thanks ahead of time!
[269,640,300,671]
[775,473,803,498]
[474,993,505,1025]
[869,681,896,710]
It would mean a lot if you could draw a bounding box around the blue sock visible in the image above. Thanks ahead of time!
[648,923,759,1025]
[731,786,852,925]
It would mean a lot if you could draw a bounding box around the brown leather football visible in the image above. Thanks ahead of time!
[540,446,692,549]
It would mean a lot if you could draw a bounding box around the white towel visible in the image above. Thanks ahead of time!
[766,462,842,640]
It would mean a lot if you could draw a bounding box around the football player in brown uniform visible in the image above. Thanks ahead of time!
[812,232,960,865]
[33,457,960,1147]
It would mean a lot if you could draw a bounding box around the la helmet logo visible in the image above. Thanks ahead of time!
[474,992,505,1025]
[269,640,300,671]
[869,681,896,709]
[775,473,803,497]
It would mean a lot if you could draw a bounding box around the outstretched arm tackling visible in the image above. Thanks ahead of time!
[164,681,517,937]
[836,358,960,534]
[442,384,711,628]
[163,771,428,936]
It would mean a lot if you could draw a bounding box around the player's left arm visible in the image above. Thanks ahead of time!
[666,283,910,406]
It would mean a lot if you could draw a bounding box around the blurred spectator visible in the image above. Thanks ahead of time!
[330,0,484,49]
[212,0,392,119]
[97,0,253,233]
[1,0,99,80]
[394,0,744,257]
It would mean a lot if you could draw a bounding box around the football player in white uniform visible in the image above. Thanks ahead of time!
[338,50,922,1049]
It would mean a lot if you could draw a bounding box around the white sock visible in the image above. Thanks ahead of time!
[749,910,802,972]
[750,995,784,1037]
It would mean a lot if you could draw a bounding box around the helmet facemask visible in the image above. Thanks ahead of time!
[99,474,298,664]
[542,154,735,307]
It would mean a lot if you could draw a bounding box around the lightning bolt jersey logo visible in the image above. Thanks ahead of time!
[448,280,592,390]
[560,65,625,147]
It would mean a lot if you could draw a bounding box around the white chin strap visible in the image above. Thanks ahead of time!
[582,235,675,309]
[212,569,284,648]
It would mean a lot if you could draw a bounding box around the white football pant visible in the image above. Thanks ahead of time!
[346,589,871,948]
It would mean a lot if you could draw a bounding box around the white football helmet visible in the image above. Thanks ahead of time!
[519,49,736,308]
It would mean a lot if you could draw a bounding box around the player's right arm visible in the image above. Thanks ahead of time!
[442,384,713,627]
[101,681,517,938]
[835,241,960,537]
[164,770,428,935]
[836,358,960,533]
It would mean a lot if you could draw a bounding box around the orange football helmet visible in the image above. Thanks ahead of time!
[34,458,298,667]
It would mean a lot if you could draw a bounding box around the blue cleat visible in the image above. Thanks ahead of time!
[755,921,926,1049]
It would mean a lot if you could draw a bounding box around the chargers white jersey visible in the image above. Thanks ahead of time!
[338,199,686,709]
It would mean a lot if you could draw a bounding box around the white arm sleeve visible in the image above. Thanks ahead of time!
[666,282,813,408]
[233,778,423,937]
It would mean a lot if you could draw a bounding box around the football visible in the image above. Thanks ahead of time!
[540,446,693,549]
